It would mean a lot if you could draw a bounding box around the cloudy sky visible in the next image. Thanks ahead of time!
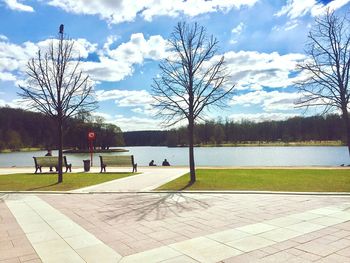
[0,0,349,131]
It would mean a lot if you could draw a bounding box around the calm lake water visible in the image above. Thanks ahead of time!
[0,146,348,167]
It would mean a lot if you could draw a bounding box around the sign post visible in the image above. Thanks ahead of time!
[87,131,96,166]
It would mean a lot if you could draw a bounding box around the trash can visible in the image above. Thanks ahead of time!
[83,160,90,172]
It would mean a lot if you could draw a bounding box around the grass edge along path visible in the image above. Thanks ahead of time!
[157,169,350,192]
[0,172,136,191]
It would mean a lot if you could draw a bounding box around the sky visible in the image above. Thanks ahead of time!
[0,0,349,131]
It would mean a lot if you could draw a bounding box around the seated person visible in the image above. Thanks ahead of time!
[149,160,157,166]
[45,149,53,171]
[162,159,170,166]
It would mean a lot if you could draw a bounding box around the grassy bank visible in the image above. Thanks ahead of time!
[157,169,350,192]
[0,172,135,191]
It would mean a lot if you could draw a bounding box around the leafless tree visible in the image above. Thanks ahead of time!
[19,25,97,182]
[152,22,234,183]
[296,10,350,156]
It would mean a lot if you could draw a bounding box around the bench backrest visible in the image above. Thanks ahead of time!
[100,155,134,166]
[34,156,67,166]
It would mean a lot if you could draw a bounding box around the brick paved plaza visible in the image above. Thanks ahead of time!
[1,192,350,263]
[0,167,350,262]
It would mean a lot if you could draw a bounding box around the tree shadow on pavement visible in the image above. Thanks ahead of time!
[102,192,210,222]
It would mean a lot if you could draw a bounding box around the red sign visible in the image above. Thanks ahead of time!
[88,132,96,140]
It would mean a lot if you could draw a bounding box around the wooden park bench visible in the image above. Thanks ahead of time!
[33,156,72,174]
[99,155,137,173]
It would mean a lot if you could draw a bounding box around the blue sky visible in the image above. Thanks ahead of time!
[0,0,349,131]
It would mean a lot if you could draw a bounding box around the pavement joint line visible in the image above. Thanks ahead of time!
[6,195,87,262]
[118,203,350,263]
[5,194,122,263]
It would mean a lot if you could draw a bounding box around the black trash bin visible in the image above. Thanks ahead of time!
[83,160,90,172]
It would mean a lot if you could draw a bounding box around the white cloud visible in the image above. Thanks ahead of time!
[82,33,168,82]
[81,57,133,82]
[3,0,34,12]
[284,20,299,31]
[0,98,26,108]
[230,90,300,112]
[0,72,17,81]
[230,22,244,44]
[103,35,119,51]
[106,114,162,131]
[107,33,168,63]
[0,33,168,84]
[231,22,244,34]
[91,111,113,120]
[0,36,98,84]
[0,40,37,80]
[217,50,305,91]
[229,112,299,122]
[34,38,97,59]
[96,89,157,116]
[275,0,350,19]
[47,0,258,24]
[0,35,8,41]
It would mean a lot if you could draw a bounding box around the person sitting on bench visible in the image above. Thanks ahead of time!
[149,160,157,166]
[162,159,170,166]
[45,149,53,171]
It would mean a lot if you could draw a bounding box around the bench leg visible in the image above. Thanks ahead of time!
[65,164,72,173]
[35,166,41,174]
[133,164,137,173]
[100,165,106,173]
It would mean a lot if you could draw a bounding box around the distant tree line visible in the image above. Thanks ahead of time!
[1,107,345,149]
[124,115,344,146]
[0,107,124,150]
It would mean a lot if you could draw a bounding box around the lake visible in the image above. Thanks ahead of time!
[0,146,349,167]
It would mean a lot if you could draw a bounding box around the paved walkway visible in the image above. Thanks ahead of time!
[74,167,189,192]
[1,192,350,262]
[1,167,350,262]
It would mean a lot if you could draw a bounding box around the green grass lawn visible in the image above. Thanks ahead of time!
[0,172,135,191]
[157,169,350,192]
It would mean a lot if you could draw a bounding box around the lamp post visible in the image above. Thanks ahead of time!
[87,131,96,166]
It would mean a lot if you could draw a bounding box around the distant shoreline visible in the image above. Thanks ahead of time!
[63,148,128,153]
[0,148,129,154]
[168,140,344,147]
[0,147,44,153]
[0,141,344,153]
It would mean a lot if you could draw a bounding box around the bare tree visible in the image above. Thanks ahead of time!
[19,25,97,182]
[152,22,234,183]
[296,10,350,156]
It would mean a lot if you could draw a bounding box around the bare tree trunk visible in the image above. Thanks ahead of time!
[57,116,63,183]
[341,108,350,157]
[188,118,196,183]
